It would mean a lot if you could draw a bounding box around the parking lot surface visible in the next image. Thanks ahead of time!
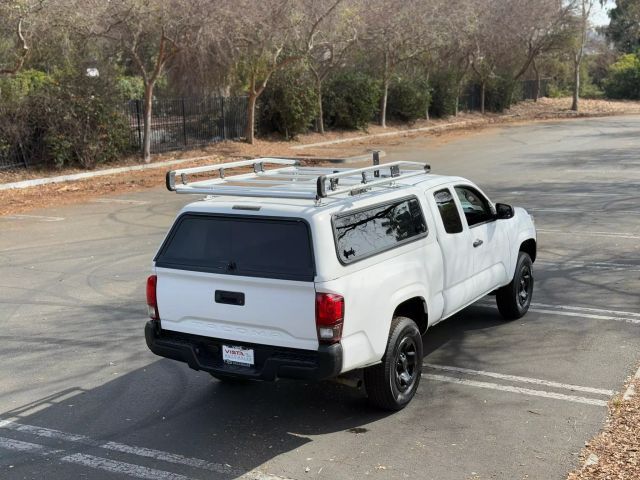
[1,116,639,480]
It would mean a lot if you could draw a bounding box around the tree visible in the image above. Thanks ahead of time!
[468,2,503,114]
[570,0,595,111]
[605,0,640,53]
[79,0,208,162]
[363,0,434,127]
[0,0,46,76]
[432,0,476,116]
[305,1,359,134]
[505,0,576,82]
[228,0,342,144]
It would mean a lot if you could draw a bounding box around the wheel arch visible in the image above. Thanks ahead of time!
[393,296,428,335]
[519,238,536,263]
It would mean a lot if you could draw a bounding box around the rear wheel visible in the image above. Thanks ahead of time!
[496,251,534,320]
[364,316,423,411]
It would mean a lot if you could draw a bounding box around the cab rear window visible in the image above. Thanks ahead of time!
[333,196,427,264]
[155,214,315,281]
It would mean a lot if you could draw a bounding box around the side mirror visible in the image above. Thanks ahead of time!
[495,203,514,220]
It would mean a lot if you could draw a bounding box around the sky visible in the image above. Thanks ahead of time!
[592,0,612,26]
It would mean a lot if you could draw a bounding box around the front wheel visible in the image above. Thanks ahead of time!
[496,251,534,320]
[364,316,423,411]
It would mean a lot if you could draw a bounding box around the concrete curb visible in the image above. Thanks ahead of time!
[0,155,218,191]
[290,120,483,150]
[623,365,640,401]
[267,151,386,165]
[0,152,385,192]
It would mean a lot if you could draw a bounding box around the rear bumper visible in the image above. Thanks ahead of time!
[145,321,342,381]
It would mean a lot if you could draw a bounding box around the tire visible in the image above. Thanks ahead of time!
[496,251,534,320]
[364,316,423,411]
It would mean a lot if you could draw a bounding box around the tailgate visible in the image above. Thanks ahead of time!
[153,212,318,350]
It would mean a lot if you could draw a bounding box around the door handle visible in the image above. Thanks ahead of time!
[473,239,483,248]
[215,290,245,306]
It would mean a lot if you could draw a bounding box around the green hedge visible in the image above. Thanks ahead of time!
[429,72,458,117]
[387,78,431,122]
[604,54,640,100]
[259,66,318,138]
[323,72,381,130]
[1,70,132,168]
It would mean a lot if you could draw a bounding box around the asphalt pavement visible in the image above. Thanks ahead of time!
[1,115,639,480]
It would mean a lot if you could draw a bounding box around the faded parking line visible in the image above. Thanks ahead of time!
[2,214,65,222]
[92,198,150,205]
[476,302,640,326]
[421,374,608,407]
[530,208,640,216]
[423,363,614,396]
[537,229,640,240]
[0,420,291,480]
[0,436,191,480]
[536,259,640,272]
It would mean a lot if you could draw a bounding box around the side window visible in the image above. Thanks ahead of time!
[434,189,463,234]
[333,197,427,263]
[454,186,494,227]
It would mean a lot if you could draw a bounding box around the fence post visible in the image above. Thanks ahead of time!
[181,98,187,147]
[373,151,380,178]
[135,100,143,152]
[221,97,226,140]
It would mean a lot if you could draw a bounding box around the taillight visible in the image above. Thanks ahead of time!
[315,293,344,344]
[146,275,159,320]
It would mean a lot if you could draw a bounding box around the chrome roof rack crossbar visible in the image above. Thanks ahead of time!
[166,156,431,202]
[165,158,297,191]
[315,162,429,198]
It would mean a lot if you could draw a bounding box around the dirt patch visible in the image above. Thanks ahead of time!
[567,374,640,480]
[2,97,640,216]
[0,157,225,216]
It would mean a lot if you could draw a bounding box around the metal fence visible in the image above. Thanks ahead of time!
[123,96,248,154]
[520,79,550,100]
[460,79,550,112]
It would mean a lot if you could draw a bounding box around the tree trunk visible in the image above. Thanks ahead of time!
[246,92,257,144]
[380,51,390,128]
[532,58,540,102]
[380,77,389,128]
[480,81,486,115]
[142,82,154,163]
[316,77,324,134]
[571,59,579,112]
[425,72,430,123]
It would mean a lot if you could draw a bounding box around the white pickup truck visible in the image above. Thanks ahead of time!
[145,158,536,410]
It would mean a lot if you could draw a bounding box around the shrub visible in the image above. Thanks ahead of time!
[604,54,640,100]
[428,72,458,118]
[486,78,520,112]
[387,78,431,122]
[116,75,145,100]
[259,66,318,138]
[323,72,380,130]
[0,69,53,101]
[0,70,132,169]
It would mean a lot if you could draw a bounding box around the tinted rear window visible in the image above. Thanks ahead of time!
[333,197,427,264]
[155,214,315,281]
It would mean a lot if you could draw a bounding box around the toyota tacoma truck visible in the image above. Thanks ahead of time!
[145,157,536,410]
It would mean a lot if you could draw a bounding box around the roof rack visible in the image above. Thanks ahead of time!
[165,155,430,202]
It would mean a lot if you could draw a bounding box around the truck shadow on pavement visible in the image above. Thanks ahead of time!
[1,306,560,479]
[0,357,397,478]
